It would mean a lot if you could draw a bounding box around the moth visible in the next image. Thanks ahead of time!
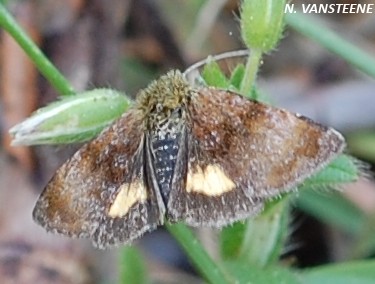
[33,70,345,248]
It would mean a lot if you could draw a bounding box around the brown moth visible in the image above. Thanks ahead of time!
[33,70,345,248]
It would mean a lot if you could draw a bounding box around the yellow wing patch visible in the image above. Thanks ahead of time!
[108,181,148,218]
[186,164,235,196]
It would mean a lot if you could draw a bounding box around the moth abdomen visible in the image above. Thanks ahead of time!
[150,124,183,204]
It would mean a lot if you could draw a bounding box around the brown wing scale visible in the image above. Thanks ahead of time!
[33,110,164,248]
[167,88,344,226]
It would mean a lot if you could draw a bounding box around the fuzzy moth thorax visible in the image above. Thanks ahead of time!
[135,70,192,130]
[134,70,192,204]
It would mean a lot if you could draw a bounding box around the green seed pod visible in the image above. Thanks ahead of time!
[10,88,130,145]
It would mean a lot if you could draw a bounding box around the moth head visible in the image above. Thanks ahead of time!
[136,70,192,128]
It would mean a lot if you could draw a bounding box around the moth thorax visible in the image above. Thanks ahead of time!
[150,110,184,205]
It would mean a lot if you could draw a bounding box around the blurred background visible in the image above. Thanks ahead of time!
[0,0,375,283]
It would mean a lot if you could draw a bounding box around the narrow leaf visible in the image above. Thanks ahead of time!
[301,260,375,284]
[229,64,245,90]
[224,261,302,284]
[296,190,364,235]
[119,246,148,284]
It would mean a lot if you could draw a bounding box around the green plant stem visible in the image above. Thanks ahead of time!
[240,48,262,97]
[286,12,375,78]
[0,3,75,96]
[239,198,289,267]
[165,222,231,284]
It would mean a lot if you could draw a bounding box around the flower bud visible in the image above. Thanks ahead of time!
[241,0,286,52]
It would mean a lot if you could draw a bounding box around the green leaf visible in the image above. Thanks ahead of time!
[296,189,364,235]
[10,88,130,145]
[302,155,359,188]
[301,260,375,284]
[351,215,375,259]
[119,246,148,284]
[201,59,230,88]
[229,64,245,90]
[296,155,363,234]
[224,261,302,284]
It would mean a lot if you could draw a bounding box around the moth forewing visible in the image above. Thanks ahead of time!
[33,111,163,248]
[166,96,265,227]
